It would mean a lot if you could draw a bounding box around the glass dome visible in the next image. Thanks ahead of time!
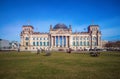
[53,23,68,29]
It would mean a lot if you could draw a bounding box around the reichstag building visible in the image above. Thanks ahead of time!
[20,23,102,51]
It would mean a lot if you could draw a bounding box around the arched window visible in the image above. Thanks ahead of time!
[25,37,29,40]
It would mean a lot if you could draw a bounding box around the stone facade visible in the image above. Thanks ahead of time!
[20,23,102,51]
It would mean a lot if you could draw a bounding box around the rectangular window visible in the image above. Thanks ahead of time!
[84,41,86,46]
[44,42,45,46]
[92,42,96,46]
[26,42,28,46]
[80,41,82,46]
[87,37,89,40]
[33,42,35,46]
[73,42,75,46]
[94,42,97,46]
[73,37,75,40]
[37,42,39,46]
[76,41,79,46]
[87,42,89,46]
[47,42,49,46]
[76,37,78,40]
[40,42,42,46]
[83,42,84,46]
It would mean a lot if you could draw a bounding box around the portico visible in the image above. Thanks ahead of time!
[50,35,70,48]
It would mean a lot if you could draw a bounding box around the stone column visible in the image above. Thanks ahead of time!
[68,36,70,48]
[58,36,60,47]
[21,36,24,46]
[78,37,79,47]
[61,36,62,47]
[51,36,53,48]
[55,36,56,47]
[49,35,50,48]
[98,35,101,48]
[66,36,68,48]
[62,36,65,47]
[91,35,93,49]
[63,36,64,47]
[22,36,25,46]
[30,35,32,50]
[56,36,57,47]
[97,35,99,46]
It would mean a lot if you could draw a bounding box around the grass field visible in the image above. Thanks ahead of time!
[0,51,120,79]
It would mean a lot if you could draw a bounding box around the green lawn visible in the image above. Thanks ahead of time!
[0,51,120,79]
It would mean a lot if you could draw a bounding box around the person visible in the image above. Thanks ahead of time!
[37,49,40,54]
[69,48,71,53]
[18,48,20,52]
[68,48,71,53]
[39,48,41,53]
[45,47,51,56]
[41,48,45,53]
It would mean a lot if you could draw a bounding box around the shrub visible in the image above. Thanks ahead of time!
[58,49,64,51]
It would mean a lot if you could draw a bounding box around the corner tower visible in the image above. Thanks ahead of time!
[20,25,34,50]
[88,25,101,49]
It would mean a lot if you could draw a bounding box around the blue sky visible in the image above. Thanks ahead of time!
[0,0,120,42]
